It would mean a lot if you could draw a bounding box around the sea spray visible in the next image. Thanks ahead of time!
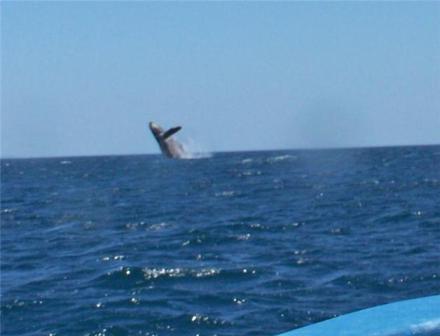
[180,137,213,159]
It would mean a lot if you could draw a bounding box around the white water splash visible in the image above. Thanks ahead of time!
[180,137,212,159]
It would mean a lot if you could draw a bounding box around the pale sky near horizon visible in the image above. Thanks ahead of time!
[2,2,440,158]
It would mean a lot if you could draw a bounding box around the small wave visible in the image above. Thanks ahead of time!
[94,266,222,287]
[143,267,185,279]
[59,160,72,165]
[148,222,172,231]
[143,267,220,280]
[101,255,125,261]
[266,154,296,163]
[92,266,261,289]
[239,170,262,177]
[236,233,251,241]
[1,208,16,214]
[2,298,45,311]
[360,179,381,186]
[189,313,228,326]
[215,190,237,197]
[329,227,351,235]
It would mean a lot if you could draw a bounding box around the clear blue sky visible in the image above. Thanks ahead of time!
[2,2,439,158]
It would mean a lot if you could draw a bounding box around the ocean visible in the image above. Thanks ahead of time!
[1,145,439,336]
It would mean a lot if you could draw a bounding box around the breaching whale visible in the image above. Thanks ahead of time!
[149,121,186,159]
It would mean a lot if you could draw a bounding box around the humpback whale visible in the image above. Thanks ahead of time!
[149,122,186,159]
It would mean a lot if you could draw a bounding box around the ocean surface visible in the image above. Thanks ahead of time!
[1,145,440,336]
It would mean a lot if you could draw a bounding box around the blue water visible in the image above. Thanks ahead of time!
[1,146,440,336]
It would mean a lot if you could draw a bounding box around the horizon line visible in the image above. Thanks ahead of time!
[1,142,439,161]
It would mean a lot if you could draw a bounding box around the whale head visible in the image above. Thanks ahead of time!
[149,122,163,137]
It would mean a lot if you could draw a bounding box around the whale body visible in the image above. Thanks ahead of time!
[149,121,186,159]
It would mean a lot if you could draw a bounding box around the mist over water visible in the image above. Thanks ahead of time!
[1,145,439,336]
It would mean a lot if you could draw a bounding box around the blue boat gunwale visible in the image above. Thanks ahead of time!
[277,295,440,336]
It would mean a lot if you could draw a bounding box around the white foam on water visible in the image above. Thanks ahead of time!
[215,190,236,197]
[266,154,296,163]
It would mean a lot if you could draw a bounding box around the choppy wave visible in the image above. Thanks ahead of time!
[1,145,440,336]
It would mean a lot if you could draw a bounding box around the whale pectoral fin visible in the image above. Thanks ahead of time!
[163,126,182,139]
